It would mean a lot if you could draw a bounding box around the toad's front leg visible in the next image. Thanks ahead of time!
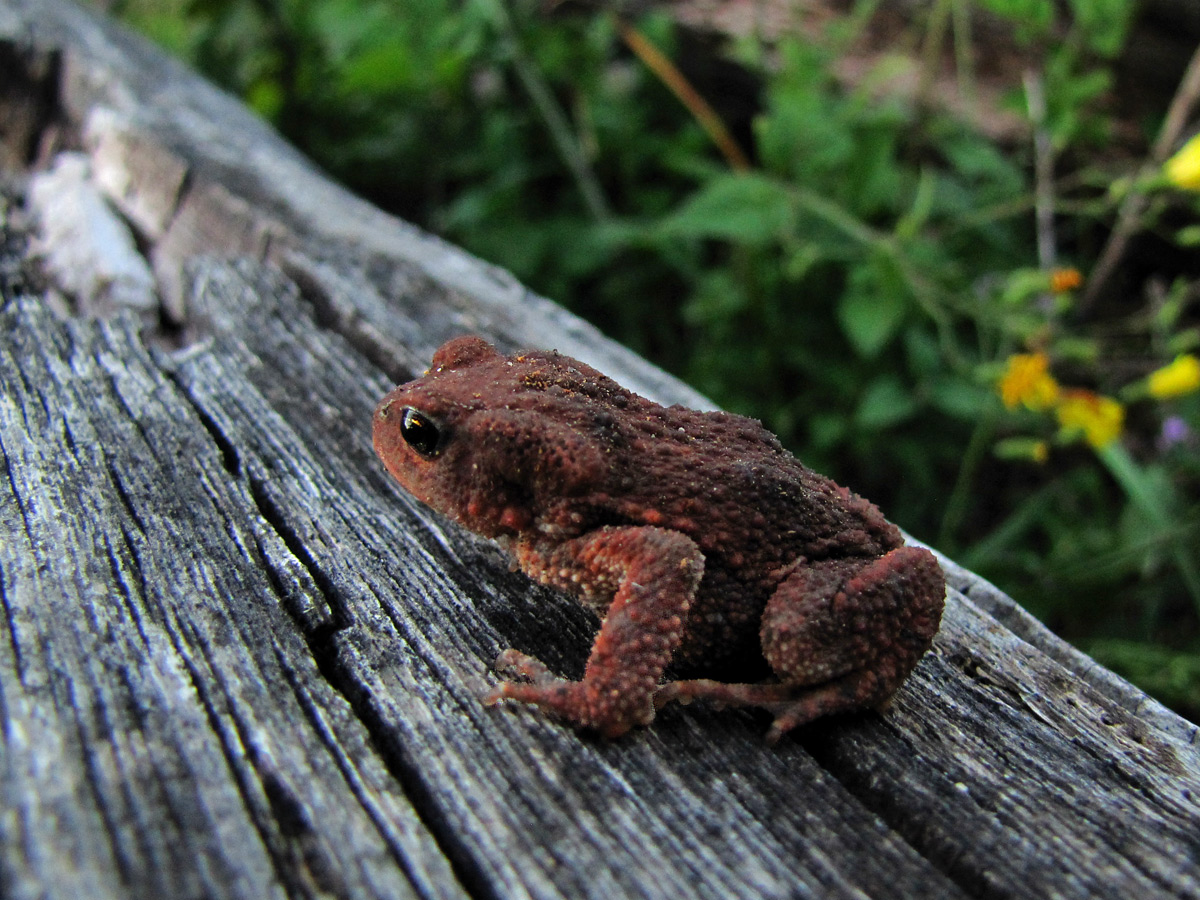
[485,526,704,737]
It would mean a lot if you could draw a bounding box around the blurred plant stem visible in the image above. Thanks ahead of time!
[487,0,611,222]
[1096,442,1200,616]
[1082,41,1200,310]
[938,411,996,549]
[1023,69,1057,271]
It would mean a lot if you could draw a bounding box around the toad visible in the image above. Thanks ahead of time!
[373,336,945,741]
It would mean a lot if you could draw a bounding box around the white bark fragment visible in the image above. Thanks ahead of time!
[28,151,157,317]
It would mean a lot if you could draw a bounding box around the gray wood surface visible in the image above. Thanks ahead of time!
[2,2,1198,899]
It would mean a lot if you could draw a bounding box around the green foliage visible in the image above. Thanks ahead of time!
[112,0,1200,719]
[1089,640,1200,720]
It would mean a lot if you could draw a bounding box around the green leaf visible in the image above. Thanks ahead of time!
[999,268,1050,305]
[929,378,990,420]
[1067,0,1136,57]
[855,376,919,430]
[659,173,793,244]
[974,0,1053,40]
[903,328,941,377]
[994,436,1049,462]
[837,264,908,357]
[246,78,284,120]
[339,41,417,93]
[807,412,847,450]
[682,271,749,326]
[895,168,936,240]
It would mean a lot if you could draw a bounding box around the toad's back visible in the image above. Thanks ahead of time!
[556,399,905,671]
[588,400,903,565]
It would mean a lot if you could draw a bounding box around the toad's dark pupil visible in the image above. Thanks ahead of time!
[400,408,443,457]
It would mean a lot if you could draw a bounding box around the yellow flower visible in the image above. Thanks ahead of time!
[1049,267,1082,293]
[1147,354,1200,399]
[998,352,1059,411]
[1165,133,1200,191]
[1055,389,1124,448]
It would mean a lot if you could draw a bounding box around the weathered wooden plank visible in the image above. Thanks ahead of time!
[1,248,967,899]
[2,2,1199,899]
[5,224,1197,900]
[187,259,982,899]
[0,287,466,900]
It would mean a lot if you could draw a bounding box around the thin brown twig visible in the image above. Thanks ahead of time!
[616,19,751,172]
[917,0,953,113]
[1080,41,1200,313]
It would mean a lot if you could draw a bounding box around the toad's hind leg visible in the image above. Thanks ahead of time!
[658,547,944,742]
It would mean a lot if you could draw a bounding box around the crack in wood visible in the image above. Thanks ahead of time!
[0,540,23,685]
[268,638,504,900]
[154,344,497,897]
[235,462,509,900]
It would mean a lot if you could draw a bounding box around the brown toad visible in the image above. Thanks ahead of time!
[373,336,945,741]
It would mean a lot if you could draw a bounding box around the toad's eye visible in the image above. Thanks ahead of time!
[399,408,445,458]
